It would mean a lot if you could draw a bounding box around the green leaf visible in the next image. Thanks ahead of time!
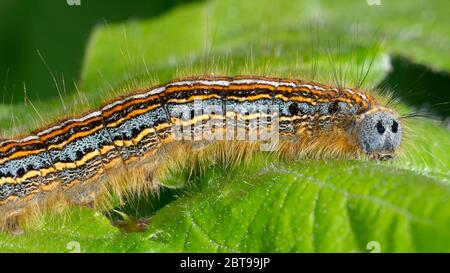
[136,159,450,253]
[0,0,449,252]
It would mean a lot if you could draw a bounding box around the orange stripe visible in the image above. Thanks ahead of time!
[39,115,103,141]
[164,84,227,94]
[228,83,276,91]
[0,139,41,153]
[102,94,160,117]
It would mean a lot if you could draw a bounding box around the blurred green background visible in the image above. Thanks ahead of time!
[0,0,197,103]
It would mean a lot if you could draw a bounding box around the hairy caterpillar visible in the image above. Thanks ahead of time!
[0,75,402,232]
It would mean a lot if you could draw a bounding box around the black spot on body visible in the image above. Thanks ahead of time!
[16,167,25,177]
[76,150,83,160]
[328,102,339,114]
[288,103,299,116]
[101,140,109,146]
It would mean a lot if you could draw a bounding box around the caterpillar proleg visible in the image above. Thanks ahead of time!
[0,75,403,232]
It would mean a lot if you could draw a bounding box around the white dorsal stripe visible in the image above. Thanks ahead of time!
[37,111,102,136]
[18,136,39,142]
[231,79,299,88]
[168,80,230,87]
[101,87,167,111]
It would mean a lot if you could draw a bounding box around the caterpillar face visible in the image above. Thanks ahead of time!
[358,110,402,160]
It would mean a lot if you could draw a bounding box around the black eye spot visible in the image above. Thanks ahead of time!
[376,120,385,135]
[76,150,83,160]
[392,120,398,133]
[16,167,25,177]
[328,102,339,114]
[288,103,299,115]
[132,127,139,136]
[190,109,195,118]
[26,164,34,171]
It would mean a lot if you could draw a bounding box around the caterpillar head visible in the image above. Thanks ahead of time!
[357,109,402,160]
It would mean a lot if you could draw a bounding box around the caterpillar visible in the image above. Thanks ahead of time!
[0,75,402,232]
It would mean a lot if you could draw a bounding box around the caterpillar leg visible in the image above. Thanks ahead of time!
[108,167,158,233]
[111,216,150,233]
